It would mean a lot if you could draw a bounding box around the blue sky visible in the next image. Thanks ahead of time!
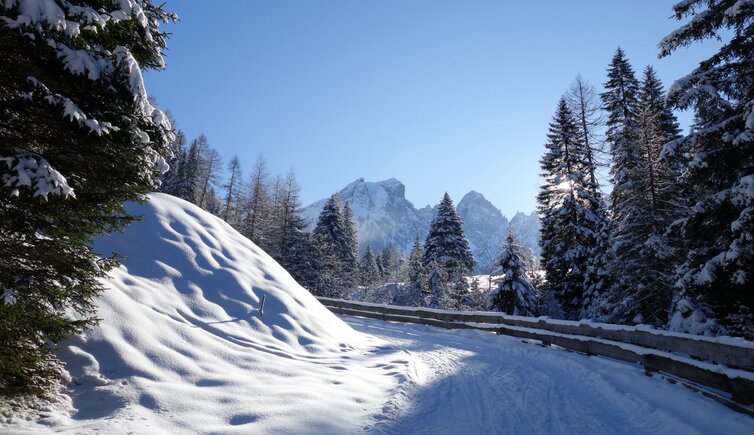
[145,1,720,217]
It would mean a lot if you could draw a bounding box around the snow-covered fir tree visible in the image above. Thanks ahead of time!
[423,193,475,309]
[537,98,603,320]
[271,170,318,291]
[488,230,537,316]
[0,0,175,395]
[311,193,354,297]
[659,0,754,338]
[404,235,428,307]
[341,201,360,287]
[599,48,661,324]
[359,245,380,287]
[426,258,450,309]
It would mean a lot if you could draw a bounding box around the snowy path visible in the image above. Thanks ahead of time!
[344,315,754,435]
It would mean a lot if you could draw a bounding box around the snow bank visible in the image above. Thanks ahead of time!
[3,193,410,433]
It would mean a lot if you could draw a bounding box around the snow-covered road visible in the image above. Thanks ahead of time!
[344,315,754,435]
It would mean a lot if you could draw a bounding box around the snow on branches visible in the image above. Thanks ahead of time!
[1,154,74,199]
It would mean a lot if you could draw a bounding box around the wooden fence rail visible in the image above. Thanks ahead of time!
[317,297,754,410]
[317,297,754,370]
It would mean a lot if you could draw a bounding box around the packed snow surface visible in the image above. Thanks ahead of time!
[4,193,753,434]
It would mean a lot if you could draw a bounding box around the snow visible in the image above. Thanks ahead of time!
[4,193,753,433]
[1,194,409,433]
[344,316,754,434]
[1,154,74,199]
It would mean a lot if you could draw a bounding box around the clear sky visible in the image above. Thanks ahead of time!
[144,0,720,217]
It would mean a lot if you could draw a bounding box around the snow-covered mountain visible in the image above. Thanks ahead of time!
[302,178,431,254]
[302,178,540,271]
[456,191,508,272]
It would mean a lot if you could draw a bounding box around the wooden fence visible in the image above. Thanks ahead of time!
[317,297,754,413]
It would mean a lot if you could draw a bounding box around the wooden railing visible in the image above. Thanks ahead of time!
[317,297,754,412]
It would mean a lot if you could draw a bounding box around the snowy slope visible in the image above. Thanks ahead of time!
[4,194,411,434]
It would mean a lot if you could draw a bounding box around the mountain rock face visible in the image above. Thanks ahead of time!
[302,178,430,254]
[456,191,508,272]
[302,178,540,271]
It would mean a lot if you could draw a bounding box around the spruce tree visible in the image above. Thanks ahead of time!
[0,1,174,395]
[274,170,318,291]
[404,235,427,307]
[312,193,350,298]
[359,245,380,287]
[600,48,658,324]
[488,230,537,316]
[537,99,602,320]
[341,201,359,285]
[423,193,475,309]
[659,0,754,337]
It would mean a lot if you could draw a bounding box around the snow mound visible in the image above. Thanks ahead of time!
[8,193,409,433]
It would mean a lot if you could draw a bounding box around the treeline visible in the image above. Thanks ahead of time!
[534,2,754,339]
[157,140,486,310]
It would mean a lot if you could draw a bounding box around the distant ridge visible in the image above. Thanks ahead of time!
[302,178,539,272]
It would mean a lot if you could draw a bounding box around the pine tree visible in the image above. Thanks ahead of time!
[488,230,537,316]
[659,0,754,338]
[423,193,475,309]
[0,1,174,395]
[537,98,603,320]
[404,235,427,307]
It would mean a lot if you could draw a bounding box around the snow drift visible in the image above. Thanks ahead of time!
[9,193,410,433]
